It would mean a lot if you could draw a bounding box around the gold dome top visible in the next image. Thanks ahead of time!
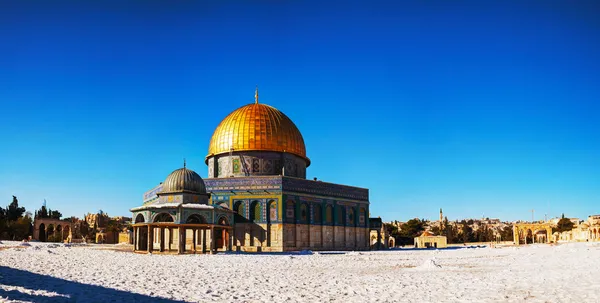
[206,99,308,165]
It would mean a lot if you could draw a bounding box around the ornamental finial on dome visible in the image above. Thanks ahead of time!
[255,86,258,104]
[184,158,186,168]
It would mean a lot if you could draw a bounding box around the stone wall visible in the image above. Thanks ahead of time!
[234,223,284,252]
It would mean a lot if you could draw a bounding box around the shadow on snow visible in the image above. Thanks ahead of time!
[0,266,189,303]
[388,245,487,251]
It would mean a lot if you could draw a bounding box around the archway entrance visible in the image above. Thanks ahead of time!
[47,224,55,242]
[534,229,548,244]
[525,229,533,244]
[63,225,71,241]
[513,223,553,245]
[39,223,46,242]
[216,217,230,250]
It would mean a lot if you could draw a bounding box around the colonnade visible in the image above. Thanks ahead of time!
[133,224,233,254]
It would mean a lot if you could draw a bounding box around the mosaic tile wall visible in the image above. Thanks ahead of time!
[207,151,306,178]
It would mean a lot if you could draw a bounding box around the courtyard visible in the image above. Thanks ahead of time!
[1,241,599,302]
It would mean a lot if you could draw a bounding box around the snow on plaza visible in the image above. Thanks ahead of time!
[1,242,600,303]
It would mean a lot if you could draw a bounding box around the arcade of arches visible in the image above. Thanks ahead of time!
[33,218,73,242]
[513,223,553,245]
[132,212,233,254]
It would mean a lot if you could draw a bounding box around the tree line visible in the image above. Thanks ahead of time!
[0,196,32,240]
[0,195,71,241]
[387,217,514,246]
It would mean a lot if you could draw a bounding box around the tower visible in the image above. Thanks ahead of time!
[439,208,443,222]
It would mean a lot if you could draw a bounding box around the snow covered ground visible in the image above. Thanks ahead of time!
[1,241,599,303]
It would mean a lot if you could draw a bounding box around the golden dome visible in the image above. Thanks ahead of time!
[207,101,308,165]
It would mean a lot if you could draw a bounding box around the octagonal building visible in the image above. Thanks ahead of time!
[139,89,370,252]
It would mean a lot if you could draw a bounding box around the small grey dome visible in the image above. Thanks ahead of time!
[161,167,206,194]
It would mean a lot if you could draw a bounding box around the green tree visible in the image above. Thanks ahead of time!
[35,205,49,219]
[50,210,62,219]
[400,219,426,238]
[555,215,574,233]
[7,196,25,221]
[0,206,6,236]
[458,220,475,243]
[499,225,513,241]
[8,215,33,241]
[430,225,441,235]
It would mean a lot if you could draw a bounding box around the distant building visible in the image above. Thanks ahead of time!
[414,231,447,248]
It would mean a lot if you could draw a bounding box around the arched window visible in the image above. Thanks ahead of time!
[286,200,295,223]
[359,207,366,226]
[336,206,346,225]
[325,205,333,224]
[250,201,261,222]
[254,201,261,222]
[218,216,229,226]
[313,204,322,224]
[186,214,207,224]
[154,213,174,223]
[348,208,355,226]
[300,204,308,222]
[268,200,277,222]
[135,214,145,223]
[234,201,246,222]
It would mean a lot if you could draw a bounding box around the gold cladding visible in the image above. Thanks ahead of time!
[207,103,308,163]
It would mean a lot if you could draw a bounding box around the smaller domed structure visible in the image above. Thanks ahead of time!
[130,161,235,254]
[161,166,206,194]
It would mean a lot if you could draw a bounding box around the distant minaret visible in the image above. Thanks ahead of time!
[439,208,443,222]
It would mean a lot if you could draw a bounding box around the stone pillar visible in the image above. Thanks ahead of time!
[513,226,519,245]
[178,227,184,254]
[201,229,206,253]
[147,225,154,253]
[228,230,233,251]
[133,227,136,250]
[168,228,172,251]
[210,227,216,254]
[547,228,552,243]
[159,228,165,252]
[354,225,358,249]
[307,222,311,250]
[192,228,197,253]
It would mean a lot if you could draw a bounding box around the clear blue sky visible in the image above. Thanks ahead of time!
[1,1,599,222]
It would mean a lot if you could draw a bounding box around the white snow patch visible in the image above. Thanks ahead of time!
[417,258,442,270]
[0,242,599,302]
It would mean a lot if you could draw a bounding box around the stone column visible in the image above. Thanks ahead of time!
[178,227,184,254]
[168,228,172,251]
[159,228,165,252]
[228,230,233,251]
[202,229,207,254]
[210,227,216,254]
[134,227,138,250]
[513,226,519,245]
[147,225,154,253]
[354,225,358,249]
[192,228,197,253]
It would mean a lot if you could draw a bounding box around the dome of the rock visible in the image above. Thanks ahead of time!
[206,102,308,165]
